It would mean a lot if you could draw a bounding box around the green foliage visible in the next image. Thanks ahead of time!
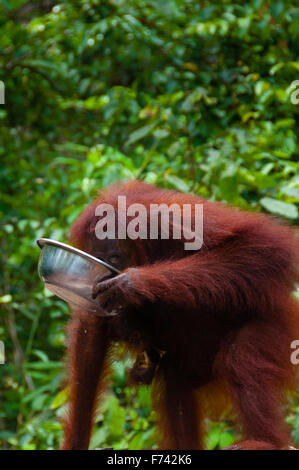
[205,422,235,450]
[0,0,298,449]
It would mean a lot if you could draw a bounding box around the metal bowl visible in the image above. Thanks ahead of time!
[37,238,120,316]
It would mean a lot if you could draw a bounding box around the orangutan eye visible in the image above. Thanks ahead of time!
[107,254,121,266]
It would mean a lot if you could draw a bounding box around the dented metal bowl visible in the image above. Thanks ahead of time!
[37,238,120,316]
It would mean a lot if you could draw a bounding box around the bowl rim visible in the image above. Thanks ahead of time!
[36,238,121,274]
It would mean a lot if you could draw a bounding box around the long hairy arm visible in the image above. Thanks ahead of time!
[93,221,297,317]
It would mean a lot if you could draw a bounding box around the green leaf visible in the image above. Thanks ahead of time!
[164,174,190,192]
[205,426,221,450]
[0,294,12,303]
[219,432,235,448]
[280,187,299,199]
[125,124,155,146]
[260,198,298,219]
[25,361,62,370]
[50,388,68,409]
[104,395,126,440]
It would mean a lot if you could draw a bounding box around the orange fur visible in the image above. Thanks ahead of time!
[62,181,299,450]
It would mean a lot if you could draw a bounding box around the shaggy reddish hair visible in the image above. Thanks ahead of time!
[62,180,299,450]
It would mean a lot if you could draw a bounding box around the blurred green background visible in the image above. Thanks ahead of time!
[0,0,299,450]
